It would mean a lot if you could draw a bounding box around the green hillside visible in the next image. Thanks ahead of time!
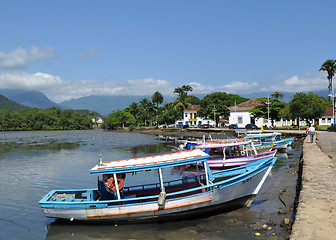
[0,95,29,111]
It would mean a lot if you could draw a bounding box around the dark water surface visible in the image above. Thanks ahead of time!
[0,130,302,240]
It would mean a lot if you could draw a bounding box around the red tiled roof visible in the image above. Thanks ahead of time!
[228,98,263,112]
[185,105,201,111]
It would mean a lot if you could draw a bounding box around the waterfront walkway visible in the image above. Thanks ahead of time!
[290,131,336,240]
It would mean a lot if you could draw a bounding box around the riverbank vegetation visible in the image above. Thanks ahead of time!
[0,84,332,131]
[0,107,93,131]
[101,85,249,130]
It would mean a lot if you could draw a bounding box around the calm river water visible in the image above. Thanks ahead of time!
[0,129,302,240]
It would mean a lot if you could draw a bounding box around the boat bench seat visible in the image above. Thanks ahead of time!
[124,181,205,202]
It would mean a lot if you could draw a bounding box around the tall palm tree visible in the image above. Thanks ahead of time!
[173,85,193,110]
[151,91,163,107]
[320,59,336,102]
[271,91,284,100]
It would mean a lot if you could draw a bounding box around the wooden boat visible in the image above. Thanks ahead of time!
[195,140,277,168]
[39,150,277,223]
[244,132,294,150]
[185,138,274,154]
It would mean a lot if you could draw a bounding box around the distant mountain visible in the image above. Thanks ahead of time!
[0,94,29,111]
[0,89,63,109]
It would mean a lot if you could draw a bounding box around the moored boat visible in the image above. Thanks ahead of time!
[194,140,277,168]
[244,132,294,150]
[39,150,277,223]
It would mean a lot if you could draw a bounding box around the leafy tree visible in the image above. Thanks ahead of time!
[289,92,329,126]
[151,91,164,107]
[186,95,201,105]
[250,97,286,126]
[278,103,292,121]
[198,92,231,126]
[320,59,336,101]
[227,94,249,106]
[103,110,135,129]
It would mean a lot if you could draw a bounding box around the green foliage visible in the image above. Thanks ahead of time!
[250,96,286,126]
[102,110,136,130]
[0,107,93,131]
[320,59,336,99]
[227,94,249,106]
[173,85,193,110]
[198,92,232,125]
[186,95,201,105]
[289,92,329,122]
[271,91,284,100]
[151,91,164,107]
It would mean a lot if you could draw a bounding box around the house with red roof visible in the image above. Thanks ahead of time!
[228,98,293,128]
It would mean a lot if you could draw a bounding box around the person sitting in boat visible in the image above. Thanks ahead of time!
[105,173,126,194]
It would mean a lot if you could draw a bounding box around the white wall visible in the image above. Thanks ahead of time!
[229,111,306,128]
[229,111,251,128]
[318,115,333,126]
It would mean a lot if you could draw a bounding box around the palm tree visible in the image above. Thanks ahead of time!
[151,91,163,107]
[271,91,284,100]
[181,85,193,95]
[320,59,336,102]
[173,85,193,110]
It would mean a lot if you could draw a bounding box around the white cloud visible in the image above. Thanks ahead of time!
[0,46,56,69]
[0,71,329,103]
[260,72,328,93]
[0,72,62,90]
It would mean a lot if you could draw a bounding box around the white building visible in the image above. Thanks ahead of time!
[228,98,264,128]
[228,98,333,128]
[92,117,103,126]
[176,105,214,127]
[317,107,334,126]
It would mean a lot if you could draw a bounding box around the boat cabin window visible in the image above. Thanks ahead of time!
[209,148,224,157]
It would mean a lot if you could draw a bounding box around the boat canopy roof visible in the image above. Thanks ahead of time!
[90,149,209,175]
[244,132,281,139]
[195,140,253,149]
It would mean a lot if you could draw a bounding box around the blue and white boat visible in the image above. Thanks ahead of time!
[39,150,277,223]
[244,132,294,150]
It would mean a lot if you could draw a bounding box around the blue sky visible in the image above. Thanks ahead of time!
[0,0,335,103]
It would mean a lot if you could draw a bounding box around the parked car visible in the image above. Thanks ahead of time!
[245,123,258,130]
[167,124,176,128]
[327,124,336,132]
[200,124,210,129]
[228,124,238,129]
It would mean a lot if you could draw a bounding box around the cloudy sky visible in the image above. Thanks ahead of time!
[0,1,335,103]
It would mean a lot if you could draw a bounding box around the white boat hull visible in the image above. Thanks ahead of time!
[41,166,272,222]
